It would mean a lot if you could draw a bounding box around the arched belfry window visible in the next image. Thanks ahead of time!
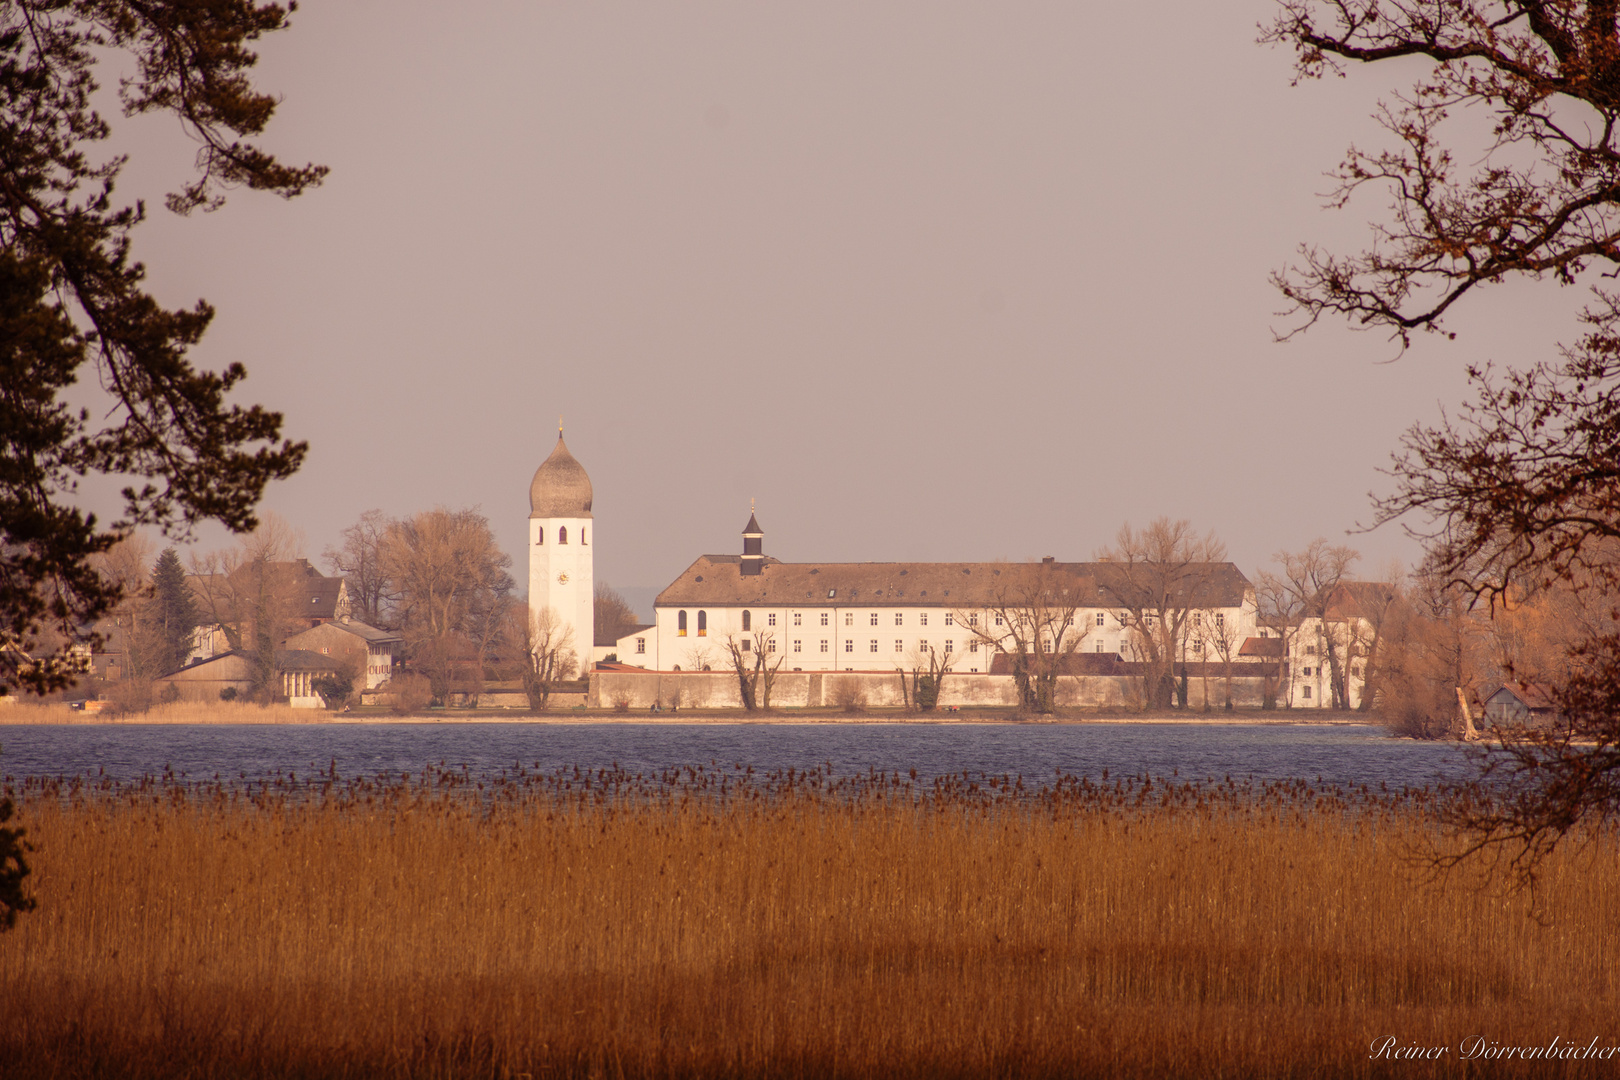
[582,527,588,545]
[536,527,543,545]
[558,526,568,544]
[742,610,752,632]
[678,611,688,636]
[697,610,707,636]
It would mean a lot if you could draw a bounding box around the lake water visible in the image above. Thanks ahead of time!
[0,722,1474,792]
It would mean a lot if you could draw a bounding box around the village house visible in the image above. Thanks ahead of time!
[282,616,401,690]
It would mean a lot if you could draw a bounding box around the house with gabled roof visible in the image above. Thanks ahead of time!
[282,616,402,690]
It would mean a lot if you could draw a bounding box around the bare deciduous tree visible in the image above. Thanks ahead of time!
[92,533,165,681]
[958,561,1088,715]
[594,583,641,651]
[190,514,308,702]
[1264,1,1620,871]
[1095,519,1227,711]
[382,508,513,705]
[899,643,956,713]
[725,631,784,712]
[507,606,577,713]
[323,510,394,627]
[1267,540,1360,709]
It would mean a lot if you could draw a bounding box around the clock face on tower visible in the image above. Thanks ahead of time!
[557,572,569,584]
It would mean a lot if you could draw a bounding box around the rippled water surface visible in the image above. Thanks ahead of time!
[1,722,1473,790]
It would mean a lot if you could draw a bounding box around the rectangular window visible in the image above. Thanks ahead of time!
[844,640,854,653]
[820,640,829,653]
[870,613,878,626]
[1302,666,1313,677]
[741,639,751,652]
[844,613,853,627]
[768,639,776,653]
[945,613,954,626]
[995,614,1004,627]
[920,613,929,626]
[969,640,979,653]
[1097,613,1106,626]
[869,639,878,652]
[794,640,802,653]
[1193,613,1202,628]
[636,637,645,654]
[1097,641,1105,653]
[768,613,777,627]
[969,613,978,628]
[1193,640,1204,652]
[919,639,928,652]
[894,640,904,652]
[820,613,829,627]
[793,613,802,626]
[894,613,903,626]
[1302,685,1312,700]
[944,640,953,653]
[1216,613,1225,629]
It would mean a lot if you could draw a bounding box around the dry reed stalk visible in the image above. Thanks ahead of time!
[0,770,1615,1078]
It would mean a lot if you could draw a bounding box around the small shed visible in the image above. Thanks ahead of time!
[1483,683,1560,728]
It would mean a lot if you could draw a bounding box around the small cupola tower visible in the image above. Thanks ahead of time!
[741,504,764,576]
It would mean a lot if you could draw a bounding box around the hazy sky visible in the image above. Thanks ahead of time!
[80,1,1595,611]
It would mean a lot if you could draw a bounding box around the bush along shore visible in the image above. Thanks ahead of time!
[1,765,1616,1078]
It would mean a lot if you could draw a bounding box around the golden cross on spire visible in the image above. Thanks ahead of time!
[558,416,563,438]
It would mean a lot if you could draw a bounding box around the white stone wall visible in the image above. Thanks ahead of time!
[588,669,1275,710]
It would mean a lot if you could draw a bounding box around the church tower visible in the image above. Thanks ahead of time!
[528,431,594,673]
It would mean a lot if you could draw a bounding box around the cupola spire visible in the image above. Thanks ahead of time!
[741,502,764,576]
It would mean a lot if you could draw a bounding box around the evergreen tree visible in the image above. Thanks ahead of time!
[149,549,198,676]
[0,2,323,694]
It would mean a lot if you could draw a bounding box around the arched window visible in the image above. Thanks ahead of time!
[678,610,688,636]
[697,610,707,636]
[742,610,752,632]
[558,526,568,544]
[536,527,544,545]
[582,527,588,545]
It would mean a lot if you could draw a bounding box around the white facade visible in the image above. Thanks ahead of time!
[528,514,593,676]
[627,601,1257,674]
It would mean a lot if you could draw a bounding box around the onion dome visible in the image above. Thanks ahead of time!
[529,434,593,519]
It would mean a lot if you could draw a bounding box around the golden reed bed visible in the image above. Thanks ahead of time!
[1,767,1615,1078]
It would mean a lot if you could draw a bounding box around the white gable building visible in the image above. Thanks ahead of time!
[614,513,1257,674]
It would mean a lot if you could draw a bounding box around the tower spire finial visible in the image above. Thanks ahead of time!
[558,416,563,439]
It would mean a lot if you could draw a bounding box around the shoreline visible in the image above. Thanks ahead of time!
[0,704,1387,727]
